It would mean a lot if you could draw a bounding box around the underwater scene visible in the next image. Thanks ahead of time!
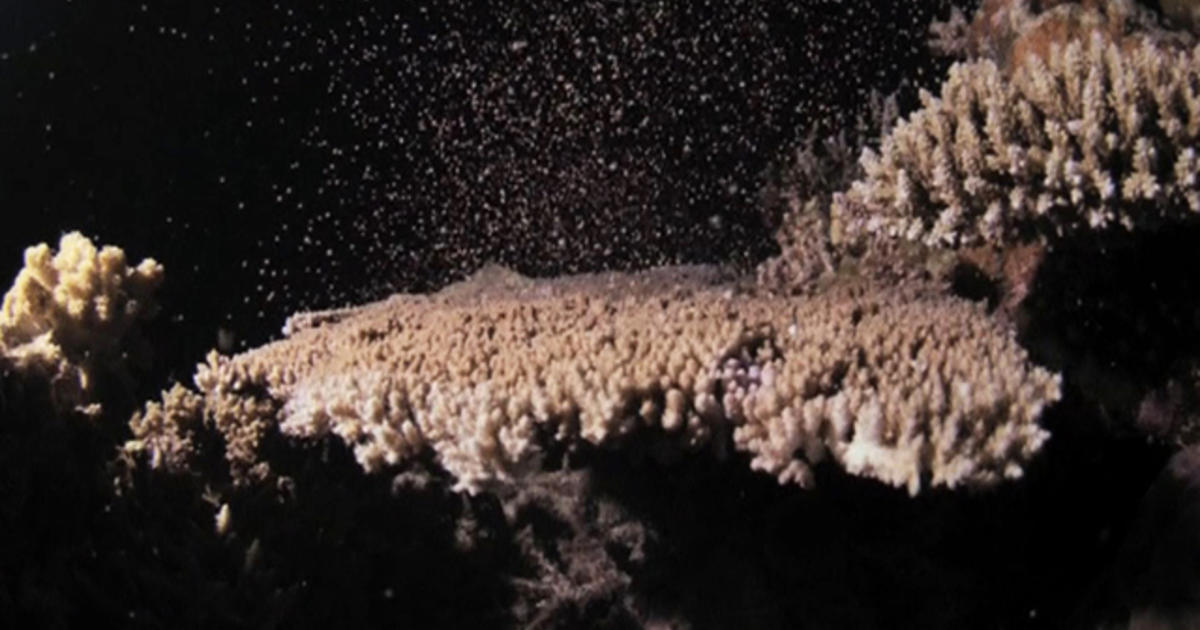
[3,1,1200,628]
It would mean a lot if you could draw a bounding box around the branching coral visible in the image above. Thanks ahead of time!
[125,383,207,473]
[756,196,837,293]
[0,231,163,411]
[831,34,1200,250]
[757,91,901,293]
[133,265,1059,496]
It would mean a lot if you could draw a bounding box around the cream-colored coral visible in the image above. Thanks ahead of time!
[756,197,836,293]
[139,265,1059,496]
[832,35,1200,250]
[0,231,164,410]
[125,383,206,473]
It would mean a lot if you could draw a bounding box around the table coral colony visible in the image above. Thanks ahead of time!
[138,265,1059,497]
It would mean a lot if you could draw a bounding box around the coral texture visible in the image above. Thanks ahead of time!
[832,35,1200,250]
[134,265,1060,496]
[0,231,163,410]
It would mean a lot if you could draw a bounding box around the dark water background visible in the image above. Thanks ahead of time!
[0,0,963,384]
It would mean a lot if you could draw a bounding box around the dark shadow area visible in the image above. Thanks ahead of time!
[512,420,1167,630]
[1020,224,1200,435]
[0,374,520,629]
[949,260,1002,310]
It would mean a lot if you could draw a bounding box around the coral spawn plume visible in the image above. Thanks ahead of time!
[8,2,1200,629]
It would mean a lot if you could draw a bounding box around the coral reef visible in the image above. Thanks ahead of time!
[11,2,1200,629]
